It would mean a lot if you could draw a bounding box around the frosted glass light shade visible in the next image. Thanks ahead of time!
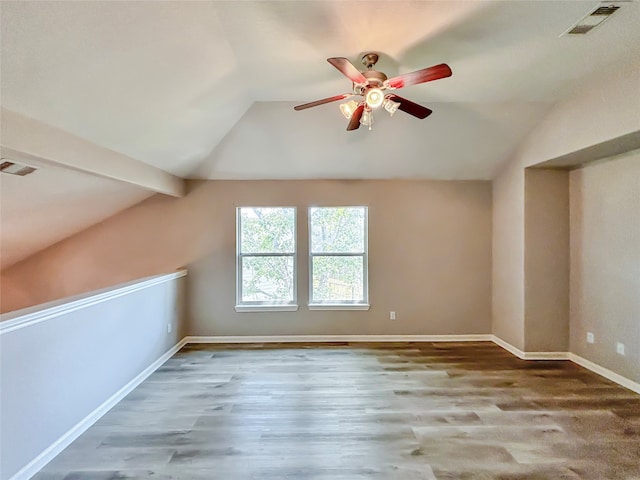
[360,108,373,130]
[383,98,401,116]
[365,88,384,108]
[339,100,359,119]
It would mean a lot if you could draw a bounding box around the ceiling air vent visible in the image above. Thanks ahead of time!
[0,160,38,176]
[564,4,620,35]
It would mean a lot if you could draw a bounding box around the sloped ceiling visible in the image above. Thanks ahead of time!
[2,0,640,180]
[2,0,639,273]
[0,156,152,270]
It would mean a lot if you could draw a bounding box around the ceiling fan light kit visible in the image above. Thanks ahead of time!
[339,100,359,119]
[365,88,384,108]
[383,97,401,116]
[294,52,452,131]
[360,107,373,130]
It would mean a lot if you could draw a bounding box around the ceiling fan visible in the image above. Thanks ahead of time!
[294,53,452,131]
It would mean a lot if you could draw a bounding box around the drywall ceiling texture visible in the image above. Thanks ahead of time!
[0,158,152,270]
[2,1,640,180]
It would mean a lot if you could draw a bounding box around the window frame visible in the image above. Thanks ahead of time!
[235,206,298,312]
[308,206,370,310]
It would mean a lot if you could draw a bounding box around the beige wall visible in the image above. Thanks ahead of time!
[1,180,492,338]
[569,153,640,383]
[524,169,569,352]
[492,64,640,352]
[187,180,492,336]
[492,157,525,349]
[1,193,187,313]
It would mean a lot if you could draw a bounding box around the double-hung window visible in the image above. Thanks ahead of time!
[308,206,369,309]
[236,207,297,312]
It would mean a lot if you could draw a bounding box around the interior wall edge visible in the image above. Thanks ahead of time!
[6,337,189,480]
[0,270,187,329]
[568,353,640,396]
[0,274,187,480]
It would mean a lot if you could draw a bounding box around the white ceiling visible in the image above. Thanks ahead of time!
[2,0,640,180]
[0,156,152,270]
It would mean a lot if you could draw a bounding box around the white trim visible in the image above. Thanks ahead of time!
[308,304,370,311]
[234,305,299,313]
[490,335,569,360]
[13,335,638,480]
[8,337,189,480]
[569,353,640,395]
[0,270,187,335]
[184,334,493,344]
[490,335,527,358]
[522,351,570,360]
[308,206,369,306]
[236,207,297,308]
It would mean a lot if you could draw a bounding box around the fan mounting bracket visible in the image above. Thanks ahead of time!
[361,52,379,70]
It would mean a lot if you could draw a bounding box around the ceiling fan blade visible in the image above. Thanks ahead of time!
[294,94,352,111]
[346,103,365,131]
[388,95,433,119]
[386,63,452,89]
[327,57,367,84]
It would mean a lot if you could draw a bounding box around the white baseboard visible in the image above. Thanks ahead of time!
[14,335,639,480]
[490,335,526,358]
[185,337,638,395]
[491,336,639,393]
[10,337,188,480]
[490,335,570,360]
[184,334,493,344]
[569,353,640,395]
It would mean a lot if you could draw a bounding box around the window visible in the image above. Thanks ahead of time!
[236,207,297,312]
[309,206,369,310]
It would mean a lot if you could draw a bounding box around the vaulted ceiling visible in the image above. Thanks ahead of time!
[2,1,639,180]
[1,0,639,269]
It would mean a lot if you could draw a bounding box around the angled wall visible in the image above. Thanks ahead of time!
[492,64,640,374]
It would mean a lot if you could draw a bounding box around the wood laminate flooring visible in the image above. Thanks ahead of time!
[34,342,640,480]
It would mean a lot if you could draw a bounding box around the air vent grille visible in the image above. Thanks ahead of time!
[564,4,620,35]
[568,25,596,35]
[592,6,620,15]
[0,160,38,176]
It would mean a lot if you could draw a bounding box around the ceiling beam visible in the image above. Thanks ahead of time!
[0,108,185,197]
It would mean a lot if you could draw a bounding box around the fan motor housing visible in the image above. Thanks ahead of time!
[362,70,387,86]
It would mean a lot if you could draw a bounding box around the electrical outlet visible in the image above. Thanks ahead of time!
[587,332,595,344]
[167,323,172,334]
[390,311,396,320]
[616,342,625,356]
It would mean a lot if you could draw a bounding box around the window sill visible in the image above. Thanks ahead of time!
[308,304,370,311]
[235,305,299,313]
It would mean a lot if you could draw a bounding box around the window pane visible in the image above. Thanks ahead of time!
[240,208,295,254]
[242,256,294,302]
[310,207,365,253]
[312,256,364,302]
